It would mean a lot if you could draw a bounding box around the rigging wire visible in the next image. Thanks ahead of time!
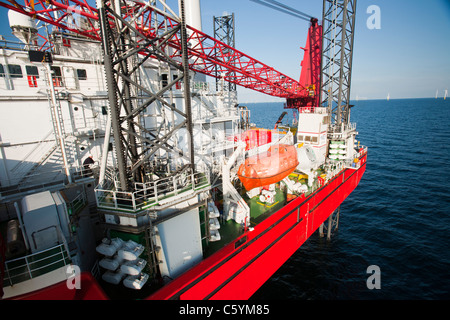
[249,0,316,22]
[263,0,315,19]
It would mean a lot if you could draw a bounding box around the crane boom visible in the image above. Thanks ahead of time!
[0,0,315,191]
[1,0,358,193]
[0,0,308,99]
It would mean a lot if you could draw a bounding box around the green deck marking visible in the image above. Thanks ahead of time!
[203,219,243,258]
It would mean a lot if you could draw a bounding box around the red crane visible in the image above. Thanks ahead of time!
[0,0,324,190]
[0,0,318,103]
[286,17,322,110]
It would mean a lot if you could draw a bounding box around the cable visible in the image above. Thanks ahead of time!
[249,0,315,22]
[264,0,314,19]
[249,0,310,21]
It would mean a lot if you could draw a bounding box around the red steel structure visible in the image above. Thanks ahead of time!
[0,0,364,301]
[286,18,322,110]
[0,0,320,102]
[150,151,367,299]
[8,150,367,300]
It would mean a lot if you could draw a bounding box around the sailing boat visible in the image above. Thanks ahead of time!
[445,89,448,100]
[436,89,438,99]
[387,93,390,101]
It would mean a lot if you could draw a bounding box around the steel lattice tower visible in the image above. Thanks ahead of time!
[320,0,357,126]
[213,13,236,92]
[97,0,195,192]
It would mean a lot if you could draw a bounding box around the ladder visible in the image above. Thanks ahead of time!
[144,219,160,280]
[44,64,73,184]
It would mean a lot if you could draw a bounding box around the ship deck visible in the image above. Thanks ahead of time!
[249,188,287,223]
[203,174,309,259]
[2,150,367,300]
[148,151,367,300]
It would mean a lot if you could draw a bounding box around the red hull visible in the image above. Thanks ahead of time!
[148,153,367,300]
[7,272,109,300]
[9,154,366,300]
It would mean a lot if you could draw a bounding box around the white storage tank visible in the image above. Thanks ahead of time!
[182,0,202,31]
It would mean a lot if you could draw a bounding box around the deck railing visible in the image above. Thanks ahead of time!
[95,170,210,213]
[67,190,87,216]
[3,243,71,287]
[326,145,368,170]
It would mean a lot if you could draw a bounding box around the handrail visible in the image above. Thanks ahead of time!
[328,122,357,134]
[3,243,70,287]
[0,36,40,51]
[95,170,210,213]
[298,107,328,114]
[67,190,87,216]
[0,164,93,196]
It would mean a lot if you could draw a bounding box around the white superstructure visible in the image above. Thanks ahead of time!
[0,0,365,299]
[0,3,246,297]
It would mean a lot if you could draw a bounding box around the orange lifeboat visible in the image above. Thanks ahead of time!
[237,144,299,190]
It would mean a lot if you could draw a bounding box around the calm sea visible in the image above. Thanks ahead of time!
[245,98,450,300]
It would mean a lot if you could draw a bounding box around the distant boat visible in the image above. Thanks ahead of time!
[387,93,390,101]
[445,89,448,100]
[436,89,438,99]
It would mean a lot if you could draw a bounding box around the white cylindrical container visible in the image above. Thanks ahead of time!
[182,0,202,31]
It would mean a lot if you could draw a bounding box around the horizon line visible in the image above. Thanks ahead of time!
[239,96,448,104]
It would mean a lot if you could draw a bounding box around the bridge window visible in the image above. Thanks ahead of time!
[51,66,63,87]
[26,65,39,77]
[26,65,39,87]
[77,69,87,80]
[7,64,23,78]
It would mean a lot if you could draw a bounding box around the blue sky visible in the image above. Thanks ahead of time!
[1,0,449,102]
[200,0,450,102]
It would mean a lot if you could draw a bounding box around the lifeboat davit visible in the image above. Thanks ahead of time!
[237,144,299,190]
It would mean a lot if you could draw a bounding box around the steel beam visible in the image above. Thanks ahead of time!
[98,0,129,191]
[95,0,197,191]
[320,0,357,126]
[179,0,195,171]
[0,0,307,99]
[214,13,236,92]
